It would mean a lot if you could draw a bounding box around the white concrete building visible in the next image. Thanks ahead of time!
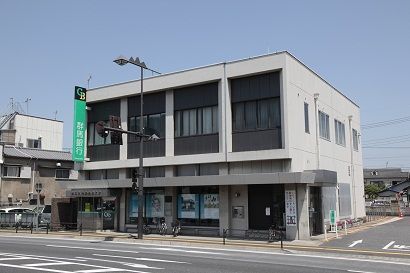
[65,52,364,239]
[0,113,63,151]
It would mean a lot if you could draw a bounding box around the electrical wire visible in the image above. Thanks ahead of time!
[362,115,410,129]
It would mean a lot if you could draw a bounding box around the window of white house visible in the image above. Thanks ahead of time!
[304,103,309,133]
[27,138,41,149]
[318,111,330,140]
[352,128,359,151]
[56,169,70,179]
[175,106,218,137]
[2,165,21,177]
[334,119,346,146]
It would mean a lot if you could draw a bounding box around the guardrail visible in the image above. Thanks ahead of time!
[222,227,285,248]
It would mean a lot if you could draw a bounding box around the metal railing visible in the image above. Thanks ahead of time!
[222,227,285,248]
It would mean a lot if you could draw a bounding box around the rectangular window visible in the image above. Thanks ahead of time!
[27,138,41,149]
[318,111,330,140]
[334,119,346,146]
[304,103,309,133]
[87,123,95,146]
[174,106,218,137]
[55,169,70,179]
[3,165,21,177]
[128,113,165,140]
[352,129,359,151]
[232,98,281,132]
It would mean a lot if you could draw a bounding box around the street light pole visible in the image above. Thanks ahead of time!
[113,56,160,240]
[138,66,144,239]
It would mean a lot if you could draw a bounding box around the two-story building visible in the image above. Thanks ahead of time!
[65,52,365,239]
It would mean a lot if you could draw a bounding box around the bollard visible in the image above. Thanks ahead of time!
[324,223,327,241]
[30,222,33,234]
[280,230,284,250]
[344,220,348,235]
[80,223,83,236]
[46,222,49,234]
[222,229,227,245]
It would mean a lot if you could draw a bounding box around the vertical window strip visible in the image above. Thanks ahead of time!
[304,103,309,133]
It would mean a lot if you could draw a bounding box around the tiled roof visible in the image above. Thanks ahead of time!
[3,145,72,161]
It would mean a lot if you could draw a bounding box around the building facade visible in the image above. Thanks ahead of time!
[0,112,63,151]
[364,168,409,189]
[0,145,77,207]
[65,52,365,240]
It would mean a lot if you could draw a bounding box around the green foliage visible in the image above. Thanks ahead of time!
[365,183,386,200]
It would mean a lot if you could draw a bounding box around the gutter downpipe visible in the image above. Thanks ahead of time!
[313,93,320,169]
[348,115,356,219]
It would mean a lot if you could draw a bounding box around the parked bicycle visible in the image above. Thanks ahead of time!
[158,217,167,236]
[172,219,181,237]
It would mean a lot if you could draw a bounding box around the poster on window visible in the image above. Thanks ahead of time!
[178,194,199,219]
[200,194,219,219]
[146,194,164,218]
[128,193,138,224]
[285,190,297,226]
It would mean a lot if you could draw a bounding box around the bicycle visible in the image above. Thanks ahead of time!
[172,220,181,237]
[158,218,167,236]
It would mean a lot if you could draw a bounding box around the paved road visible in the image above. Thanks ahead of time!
[0,235,409,273]
[322,217,410,254]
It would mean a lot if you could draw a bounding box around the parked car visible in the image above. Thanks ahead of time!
[371,200,389,207]
[0,207,34,226]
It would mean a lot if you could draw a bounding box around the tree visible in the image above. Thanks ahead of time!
[365,184,386,200]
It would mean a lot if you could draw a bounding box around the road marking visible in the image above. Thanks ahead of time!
[0,257,31,261]
[139,246,228,255]
[347,270,375,273]
[76,269,126,273]
[77,256,162,270]
[348,240,363,248]
[92,253,190,264]
[23,262,74,267]
[382,241,395,250]
[0,262,72,273]
[46,245,139,254]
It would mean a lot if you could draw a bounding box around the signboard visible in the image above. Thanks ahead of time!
[330,210,336,225]
[72,86,87,162]
[178,194,199,219]
[200,194,219,219]
[285,190,297,226]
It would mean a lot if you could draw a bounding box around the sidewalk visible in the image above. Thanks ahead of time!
[0,216,398,251]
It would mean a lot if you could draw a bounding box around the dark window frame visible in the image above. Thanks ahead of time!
[304,102,310,133]
[232,97,281,133]
[174,105,218,138]
[128,112,165,141]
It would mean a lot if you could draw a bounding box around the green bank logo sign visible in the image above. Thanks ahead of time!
[72,86,87,162]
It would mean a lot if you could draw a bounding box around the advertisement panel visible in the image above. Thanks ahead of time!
[146,193,164,218]
[200,194,219,219]
[72,86,87,162]
[178,194,199,219]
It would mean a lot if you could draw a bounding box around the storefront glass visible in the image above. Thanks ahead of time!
[177,186,219,226]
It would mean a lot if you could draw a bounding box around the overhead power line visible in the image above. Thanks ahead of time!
[363,146,410,149]
[362,115,410,129]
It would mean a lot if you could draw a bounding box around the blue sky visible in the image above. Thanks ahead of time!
[1,1,409,169]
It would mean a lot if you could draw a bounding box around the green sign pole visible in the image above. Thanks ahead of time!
[72,86,87,162]
[330,209,336,226]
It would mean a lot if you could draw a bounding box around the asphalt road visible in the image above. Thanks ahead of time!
[322,217,410,253]
[0,235,409,273]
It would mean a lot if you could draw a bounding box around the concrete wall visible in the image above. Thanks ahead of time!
[14,114,63,151]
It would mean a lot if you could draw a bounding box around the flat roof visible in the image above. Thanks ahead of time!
[88,51,359,107]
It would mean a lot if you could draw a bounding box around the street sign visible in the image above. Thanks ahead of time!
[72,86,87,162]
[35,183,43,193]
[330,210,336,225]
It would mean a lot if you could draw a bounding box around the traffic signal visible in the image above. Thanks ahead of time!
[132,168,138,182]
[95,121,108,138]
[109,115,123,145]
